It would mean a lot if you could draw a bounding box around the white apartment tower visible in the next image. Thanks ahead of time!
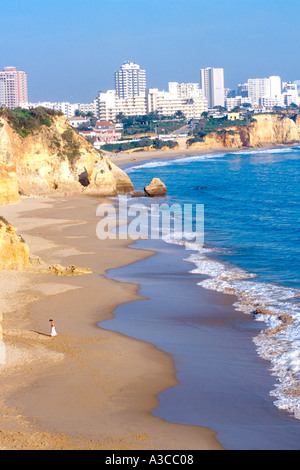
[0,66,28,109]
[200,67,225,108]
[247,76,282,106]
[115,61,146,99]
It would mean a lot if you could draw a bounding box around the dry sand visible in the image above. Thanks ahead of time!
[0,194,222,450]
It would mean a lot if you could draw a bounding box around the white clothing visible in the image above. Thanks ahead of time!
[51,327,57,337]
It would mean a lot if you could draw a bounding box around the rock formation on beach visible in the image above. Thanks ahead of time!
[187,113,300,151]
[0,216,32,270]
[1,109,299,206]
[46,264,92,276]
[0,107,134,205]
[144,178,167,197]
[0,216,92,274]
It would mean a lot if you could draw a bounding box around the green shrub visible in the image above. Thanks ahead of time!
[102,137,178,153]
[61,128,81,160]
[0,106,61,138]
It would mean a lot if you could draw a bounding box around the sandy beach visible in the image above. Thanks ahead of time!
[0,193,223,450]
[106,141,294,168]
[107,147,219,167]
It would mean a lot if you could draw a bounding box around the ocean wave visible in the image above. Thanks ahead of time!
[126,146,300,174]
[126,152,227,173]
[234,146,300,156]
[164,236,300,420]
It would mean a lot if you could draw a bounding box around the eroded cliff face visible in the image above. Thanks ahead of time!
[188,114,300,151]
[0,217,31,270]
[0,216,94,273]
[0,113,134,205]
[0,163,20,206]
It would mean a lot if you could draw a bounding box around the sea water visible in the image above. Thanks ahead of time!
[125,146,300,418]
[101,146,300,448]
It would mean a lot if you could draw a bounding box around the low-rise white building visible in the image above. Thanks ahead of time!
[78,102,97,116]
[259,96,285,110]
[27,101,79,118]
[26,101,96,118]
[94,90,118,122]
[116,92,148,117]
[282,82,299,106]
[94,84,208,121]
[225,96,252,111]
[147,87,207,119]
[168,82,201,99]
[68,116,91,128]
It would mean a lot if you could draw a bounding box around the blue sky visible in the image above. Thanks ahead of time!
[1,0,299,102]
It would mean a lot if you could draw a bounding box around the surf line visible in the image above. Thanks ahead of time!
[96,195,204,245]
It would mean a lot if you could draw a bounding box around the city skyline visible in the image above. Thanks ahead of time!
[2,61,298,118]
[1,0,299,103]
[2,60,298,109]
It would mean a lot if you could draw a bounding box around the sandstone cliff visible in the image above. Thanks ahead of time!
[0,217,31,270]
[0,109,134,205]
[0,216,94,274]
[188,114,300,151]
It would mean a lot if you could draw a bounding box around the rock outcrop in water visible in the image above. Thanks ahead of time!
[0,108,134,205]
[144,178,167,197]
[188,113,300,151]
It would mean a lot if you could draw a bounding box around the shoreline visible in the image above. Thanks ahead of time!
[107,147,212,167]
[0,195,222,450]
[1,142,298,449]
[105,141,299,168]
[107,144,300,449]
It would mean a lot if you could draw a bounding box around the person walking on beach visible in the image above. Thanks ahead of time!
[49,319,57,337]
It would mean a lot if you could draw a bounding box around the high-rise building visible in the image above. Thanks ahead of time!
[114,61,146,99]
[0,66,28,109]
[247,76,282,106]
[200,67,225,108]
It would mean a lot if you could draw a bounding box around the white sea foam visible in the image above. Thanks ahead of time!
[126,152,227,173]
[234,146,300,156]
[164,236,300,420]
[126,146,300,419]
[126,146,300,173]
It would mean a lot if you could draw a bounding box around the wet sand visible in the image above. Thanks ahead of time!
[103,239,300,450]
[0,195,222,450]
[1,143,299,449]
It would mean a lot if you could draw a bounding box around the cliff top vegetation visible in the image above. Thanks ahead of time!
[0,106,63,138]
[187,114,255,145]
